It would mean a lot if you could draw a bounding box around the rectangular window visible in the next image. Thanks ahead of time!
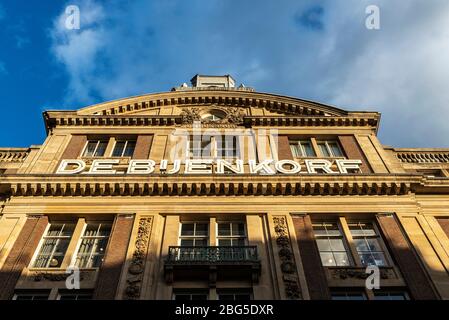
[173,289,209,301]
[112,140,136,157]
[74,223,112,268]
[58,290,93,300]
[217,222,246,246]
[216,136,239,159]
[313,222,351,267]
[13,290,50,300]
[317,140,344,157]
[179,222,209,246]
[373,291,409,300]
[289,140,316,158]
[189,136,212,158]
[83,140,108,157]
[331,291,367,300]
[217,289,253,300]
[33,223,75,268]
[348,222,388,267]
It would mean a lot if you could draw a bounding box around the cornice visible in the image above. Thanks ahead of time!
[0,174,425,197]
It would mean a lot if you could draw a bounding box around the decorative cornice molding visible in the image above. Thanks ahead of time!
[1,174,420,197]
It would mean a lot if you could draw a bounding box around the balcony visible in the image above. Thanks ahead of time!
[164,246,261,284]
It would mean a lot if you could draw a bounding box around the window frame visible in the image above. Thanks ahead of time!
[316,140,344,158]
[347,221,392,267]
[289,140,316,158]
[111,140,136,158]
[172,289,209,301]
[31,222,75,269]
[13,290,51,301]
[72,222,112,269]
[312,221,353,267]
[216,222,247,247]
[178,222,210,247]
[82,140,109,158]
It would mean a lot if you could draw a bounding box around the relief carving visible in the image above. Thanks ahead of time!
[272,216,302,299]
[329,267,396,280]
[179,106,244,127]
[124,217,153,299]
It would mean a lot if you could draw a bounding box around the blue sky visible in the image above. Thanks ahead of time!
[1,0,449,148]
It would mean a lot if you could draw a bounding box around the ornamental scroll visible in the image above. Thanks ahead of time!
[123,216,153,299]
[272,216,302,299]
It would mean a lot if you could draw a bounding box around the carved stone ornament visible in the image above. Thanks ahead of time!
[124,217,153,299]
[33,271,86,282]
[272,216,302,299]
[179,106,245,127]
[329,267,397,280]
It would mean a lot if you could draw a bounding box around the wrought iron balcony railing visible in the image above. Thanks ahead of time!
[166,246,259,264]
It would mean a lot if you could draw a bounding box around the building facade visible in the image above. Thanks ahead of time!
[0,75,449,300]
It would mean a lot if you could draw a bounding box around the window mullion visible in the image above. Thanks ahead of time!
[339,217,362,267]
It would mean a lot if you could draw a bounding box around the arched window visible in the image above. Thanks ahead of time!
[201,110,226,122]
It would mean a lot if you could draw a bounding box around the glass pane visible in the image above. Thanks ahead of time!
[123,141,136,157]
[320,252,336,266]
[349,223,376,236]
[84,141,97,157]
[181,224,194,236]
[312,224,327,236]
[218,223,231,236]
[218,294,234,301]
[372,252,387,266]
[366,238,383,251]
[112,141,126,157]
[174,294,191,301]
[329,239,346,251]
[235,238,246,246]
[180,239,193,247]
[195,223,208,236]
[318,143,330,157]
[374,293,406,301]
[60,224,75,236]
[334,252,350,266]
[53,239,70,254]
[218,239,232,246]
[316,239,331,252]
[329,142,343,157]
[194,239,207,246]
[290,144,300,158]
[232,223,245,236]
[94,141,107,157]
[301,142,316,157]
[47,224,64,236]
[354,239,369,252]
[325,223,341,236]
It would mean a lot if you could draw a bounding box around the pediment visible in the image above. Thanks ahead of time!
[76,90,350,118]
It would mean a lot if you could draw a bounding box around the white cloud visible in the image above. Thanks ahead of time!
[50,0,449,147]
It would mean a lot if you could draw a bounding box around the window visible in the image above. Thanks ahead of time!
[188,135,239,159]
[112,140,136,157]
[348,222,388,267]
[331,291,367,300]
[216,136,239,159]
[289,140,316,158]
[201,110,226,122]
[173,289,209,301]
[58,290,93,300]
[217,289,252,300]
[373,291,409,300]
[74,223,112,268]
[13,290,50,300]
[33,223,75,268]
[317,140,344,157]
[83,140,108,157]
[189,136,213,158]
[313,222,351,267]
[217,222,246,246]
[179,222,208,246]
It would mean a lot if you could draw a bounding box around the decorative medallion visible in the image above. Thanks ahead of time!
[124,216,153,299]
[179,106,245,127]
[272,216,302,299]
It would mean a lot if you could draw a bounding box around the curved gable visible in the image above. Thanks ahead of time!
[76,90,350,117]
